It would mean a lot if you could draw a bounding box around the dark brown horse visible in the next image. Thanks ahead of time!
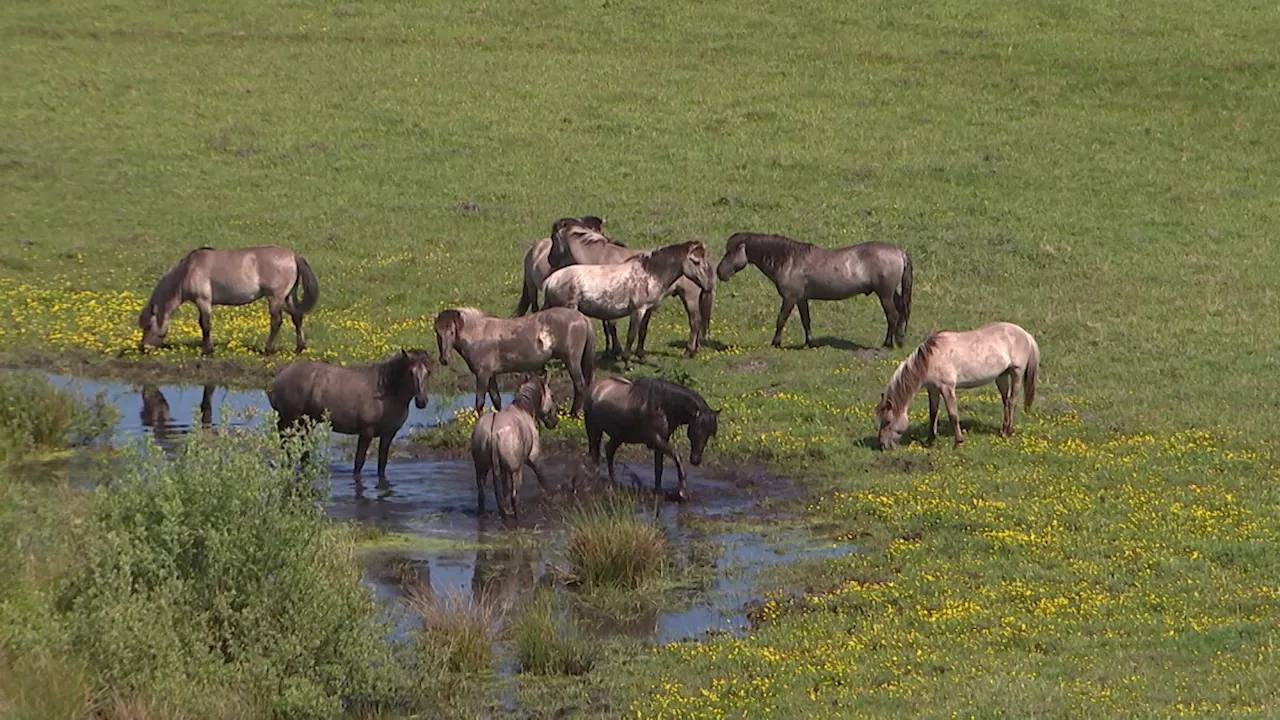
[583,376,719,501]
[545,218,714,357]
[434,306,595,416]
[139,245,319,355]
[268,349,431,479]
[716,233,913,348]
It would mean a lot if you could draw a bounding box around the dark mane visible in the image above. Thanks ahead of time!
[377,349,431,396]
[881,331,942,412]
[731,232,813,274]
[513,375,545,413]
[139,246,215,327]
[630,376,708,421]
[551,217,626,249]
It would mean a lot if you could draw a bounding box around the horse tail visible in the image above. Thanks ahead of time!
[293,255,320,314]
[1023,335,1040,411]
[698,285,715,339]
[487,417,503,499]
[515,275,536,317]
[896,250,913,342]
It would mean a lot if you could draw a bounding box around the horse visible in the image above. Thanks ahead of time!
[434,306,595,416]
[138,245,320,356]
[268,349,431,479]
[875,322,1040,450]
[715,233,913,349]
[470,373,559,520]
[516,216,609,316]
[545,219,715,358]
[542,241,715,363]
[583,376,719,501]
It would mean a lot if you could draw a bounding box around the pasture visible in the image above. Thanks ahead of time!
[2,0,1279,717]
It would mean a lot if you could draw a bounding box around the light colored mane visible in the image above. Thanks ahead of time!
[452,306,490,321]
[881,332,941,413]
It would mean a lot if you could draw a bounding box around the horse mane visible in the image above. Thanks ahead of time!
[513,375,545,413]
[640,241,698,277]
[880,332,942,413]
[436,306,487,331]
[552,217,626,249]
[138,246,213,327]
[733,232,812,274]
[630,376,708,419]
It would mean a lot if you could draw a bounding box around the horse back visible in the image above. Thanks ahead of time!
[270,361,381,432]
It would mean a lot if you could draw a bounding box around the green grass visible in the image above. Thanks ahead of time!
[2,0,1279,716]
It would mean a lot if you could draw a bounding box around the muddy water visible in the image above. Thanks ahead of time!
[49,373,846,646]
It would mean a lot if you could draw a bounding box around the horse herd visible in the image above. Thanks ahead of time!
[136,216,1041,517]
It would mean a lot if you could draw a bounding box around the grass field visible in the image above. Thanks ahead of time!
[3,0,1279,716]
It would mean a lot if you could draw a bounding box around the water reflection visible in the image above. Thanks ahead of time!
[139,384,217,444]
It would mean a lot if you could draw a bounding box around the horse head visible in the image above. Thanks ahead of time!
[433,310,463,366]
[400,349,432,409]
[547,219,581,270]
[137,303,168,349]
[533,372,558,429]
[716,234,750,281]
[688,406,720,466]
[876,394,908,450]
[681,243,716,293]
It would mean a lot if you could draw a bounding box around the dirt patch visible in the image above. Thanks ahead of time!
[850,347,889,361]
[866,452,933,475]
[728,358,769,373]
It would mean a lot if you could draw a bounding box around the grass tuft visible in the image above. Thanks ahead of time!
[562,490,668,592]
[409,587,505,676]
[512,591,599,676]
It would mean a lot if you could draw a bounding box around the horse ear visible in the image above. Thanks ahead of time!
[401,349,409,359]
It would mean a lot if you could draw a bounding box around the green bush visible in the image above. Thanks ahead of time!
[512,591,598,676]
[563,491,669,591]
[55,418,405,718]
[0,371,117,463]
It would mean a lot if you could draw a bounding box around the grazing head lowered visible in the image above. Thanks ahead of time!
[875,395,909,451]
[688,406,720,466]
[137,302,168,349]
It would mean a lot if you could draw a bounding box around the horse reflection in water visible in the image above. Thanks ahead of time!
[139,384,217,444]
[471,521,540,608]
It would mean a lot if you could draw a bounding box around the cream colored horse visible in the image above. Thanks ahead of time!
[876,322,1040,450]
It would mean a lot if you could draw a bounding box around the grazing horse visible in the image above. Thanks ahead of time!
[470,373,559,520]
[516,216,609,316]
[546,219,715,358]
[876,322,1040,450]
[583,376,719,501]
[543,241,715,363]
[715,233,913,349]
[138,245,320,356]
[434,306,595,416]
[268,349,431,479]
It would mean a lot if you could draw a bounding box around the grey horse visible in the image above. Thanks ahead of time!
[543,241,715,364]
[545,218,715,358]
[268,349,431,480]
[434,306,595,416]
[139,245,320,355]
[516,216,608,316]
[470,373,559,519]
[715,233,913,348]
[583,375,719,501]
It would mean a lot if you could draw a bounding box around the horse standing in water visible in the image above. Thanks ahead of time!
[138,245,320,356]
[583,376,719,501]
[516,216,609,316]
[543,241,715,363]
[268,349,431,479]
[434,306,595,416]
[470,374,559,520]
[545,218,715,358]
[715,233,913,349]
[876,322,1040,450]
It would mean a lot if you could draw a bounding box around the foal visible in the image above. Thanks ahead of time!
[875,322,1040,450]
[470,374,559,520]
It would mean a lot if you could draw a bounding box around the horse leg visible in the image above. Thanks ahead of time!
[526,445,554,492]
[353,431,372,476]
[566,354,586,418]
[676,289,699,358]
[798,299,815,348]
[603,321,620,359]
[509,469,521,521]
[652,448,665,492]
[586,421,604,480]
[196,299,215,356]
[475,465,487,514]
[488,376,503,410]
[877,291,900,349]
[648,435,686,500]
[474,373,490,414]
[493,470,509,521]
[376,434,394,481]
[926,386,941,445]
[291,309,307,353]
[997,371,1020,437]
[941,385,964,446]
[604,437,623,485]
[771,297,796,348]
[634,309,655,362]
[265,297,284,355]
[622,313,643,364]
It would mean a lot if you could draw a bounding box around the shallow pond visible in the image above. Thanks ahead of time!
[48,373,850,647]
